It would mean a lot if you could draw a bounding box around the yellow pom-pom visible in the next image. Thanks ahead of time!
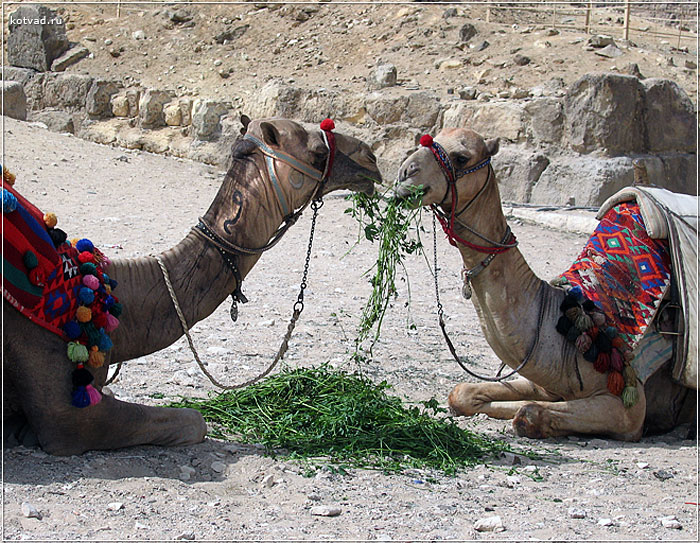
[76,306,92,323]
[43,212,58,228]
[105,285,112,295]
[3,166,16,186]
[71,238,80,247]
[87,350,105,368]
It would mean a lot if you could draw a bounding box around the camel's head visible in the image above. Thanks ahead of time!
[240,116,378,210]
[394,128,499,210]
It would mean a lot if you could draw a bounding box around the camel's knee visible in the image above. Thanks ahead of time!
[448,383,484,417]
[513,403,552,439]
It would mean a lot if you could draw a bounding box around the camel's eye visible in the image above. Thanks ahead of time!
[453,154,470,167]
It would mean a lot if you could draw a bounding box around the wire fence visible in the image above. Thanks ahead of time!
[483,2,698,49]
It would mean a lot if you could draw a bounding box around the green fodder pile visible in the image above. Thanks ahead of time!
[345,188,424,349]
[171,366,509,475]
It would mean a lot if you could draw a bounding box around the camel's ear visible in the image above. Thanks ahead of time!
[260,121,281,147]
[240,114,251,135]
[486,137,500,157]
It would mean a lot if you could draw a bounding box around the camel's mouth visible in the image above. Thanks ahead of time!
[393,183,428,207]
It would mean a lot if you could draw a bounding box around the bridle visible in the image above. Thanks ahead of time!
[106,120,338,390]
[419,134,518,299]
[419,133,544,383]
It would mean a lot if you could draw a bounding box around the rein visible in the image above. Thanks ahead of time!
[154,120,337,390]
[420,133,538,382]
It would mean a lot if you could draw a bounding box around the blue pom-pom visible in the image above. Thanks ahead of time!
[78,287,95,305]
[102,273,110,283]
[76,239,94,253]
[97,284,106,295]
[98,331,113,352]
[2,189,18,213]
[108,278,118,290]
[71,386,90,408]
[604,326,618,339]
[569,285,584,301]
[104,295,115,308]
[64,320,82,340]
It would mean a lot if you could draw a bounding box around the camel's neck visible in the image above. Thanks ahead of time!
[107,156,284,362]
[450,176,553,377]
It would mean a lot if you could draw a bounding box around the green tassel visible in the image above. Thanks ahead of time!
[575,313,593,333]
[621,386,638,408]
[67,342,89,363]
[80,322,102,348]
[623,365,637,386]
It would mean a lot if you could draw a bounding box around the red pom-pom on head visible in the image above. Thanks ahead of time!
[78,251,95,264]
[420,134,434,147]
[320,118,335,131]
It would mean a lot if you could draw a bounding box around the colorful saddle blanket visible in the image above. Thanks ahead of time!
[2,182,87,337]
[559,201,672,351]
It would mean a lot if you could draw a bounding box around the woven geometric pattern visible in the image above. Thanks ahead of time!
[560,201,671,351]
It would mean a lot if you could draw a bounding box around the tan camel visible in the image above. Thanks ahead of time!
[394,128,692,441]
[4,117,379,455]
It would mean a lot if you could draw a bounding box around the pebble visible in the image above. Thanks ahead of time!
[261,474,275,488]
[132,30,146,40]
[597,518,614,527]
[568,507,586,519]
[20,502,41,520]
[107,502,124,511]
[310,505,341,517]
[474,515,504,532]
[210,461,226,473]
[176,531,196,540]
[636,462,649,469]
[653,469,674,481]
[259,319,276,327]
[659,515,682,529]
[505,475,521,487]
[104,38,113,45]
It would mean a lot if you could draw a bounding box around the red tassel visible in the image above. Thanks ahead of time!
[610,348,624,372]
[611,336,624,349]
[320,118,335,131]
[78,251,95,264]
[594,352,611,373]
[420,134,434,147]
[607,371,625,396]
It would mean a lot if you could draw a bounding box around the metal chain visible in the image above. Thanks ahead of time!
[432,213,545,382]
[155,198,323,390]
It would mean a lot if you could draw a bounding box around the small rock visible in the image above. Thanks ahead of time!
[442,8,457,18]
[213,59,222,67]
[51,46,89,71]
[568,507,586,519]
[474,515,504,532]
[175,531,196,541]
[667,57,676,67]
[659,515,682,529]
[685,59,697,69]
[132,30,146,40]
[546,28,559,36]
[597,518,614,527]
[595,44,623,58]
[107,502,124,511]
[513,53,531,66]
[109,48,121,58]
[505,475,521,487]
[587,438,608,449]
[258,319,275,327]
[458,86,477,100]
[104,38,113,45]
[261,474,275,488]
[621,62,644,79]
[372,63,397,89]
[472,40,489,52]
[21,502,42,520]
[588,35,615,48]
[636,462,649,469]
[307,492,322,502]
[310,505,342,517]
[180,465,196,476]
[438,59,462,71]
[210,461,226,473]
[501,452,522,465]
[459,23,477,43]
[653,469,674,481]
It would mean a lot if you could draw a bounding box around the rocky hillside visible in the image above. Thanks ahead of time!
[3,2,697,205]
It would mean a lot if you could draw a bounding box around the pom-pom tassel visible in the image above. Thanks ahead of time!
[87,349,105,368]
[565,326,580,343]
[67,342,89,363]
[575,333,592,353]
[594,352,611,373]
[621,386,639,408]
[556,316,573,336]
[607,371,625,395]
[590,311,606,327]
[565,306,582,322]
[610,348,624,372]
[575,313,593,333]
[419,134,434,147]
[104,313,119,333]
[85,385,102,405]
[583,344,599,363]
[623,365,637,386]
[71,387,90,408]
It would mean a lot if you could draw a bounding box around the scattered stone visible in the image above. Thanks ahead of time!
[442,8,457,18]
[104,38,113,46]
[621,62,644,79]
[474,515,504,532]
[598,518,614,526]
[371,63,397,89]
[438,59,462,71]
[310,505,342,517]
[458,86,477,100]
[653,469,674,481]
[588,35,615,48]
[213,25,250,44]
[513,53,531,66]
[164,102,182,126]
[109,48,121,58]
[1,81,27,121]
[138,88,172,128]
[21,502,42,520]
[546,28,559,36]
[261,474,275,488]
[86,79,121,119]
[28,109,74,133]
[472,40,489,52]
[132,30,146,40]
[8,5,69,71]
[107,502,124,511]
[459,23,477,43]
[685,59,697,70]
[595,44,624,58]
[568,507,586,519]
[175,531,196,541]
[51,46,89,72]
[210,461,226,473]
[636,461,649,469]
[505,475,521,487]
[213,59,223,67]
[659,515,682,529]
[167,9,193,24]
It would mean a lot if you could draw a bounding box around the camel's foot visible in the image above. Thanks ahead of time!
[3,412,39,449]
[512,403,552,439]
[448,383,482,417]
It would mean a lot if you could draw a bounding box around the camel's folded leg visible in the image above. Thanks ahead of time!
[511,385,646,441]
[6,350,207,456]
[448,378,560,419]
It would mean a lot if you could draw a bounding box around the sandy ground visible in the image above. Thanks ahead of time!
[2,117,697,541]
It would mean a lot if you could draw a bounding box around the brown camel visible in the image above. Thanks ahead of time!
[394,128,693,441]
[4,117,379,455]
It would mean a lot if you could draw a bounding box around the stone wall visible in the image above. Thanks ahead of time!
[2,67,696,206]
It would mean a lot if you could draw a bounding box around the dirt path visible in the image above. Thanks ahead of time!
[3,118,697,540]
